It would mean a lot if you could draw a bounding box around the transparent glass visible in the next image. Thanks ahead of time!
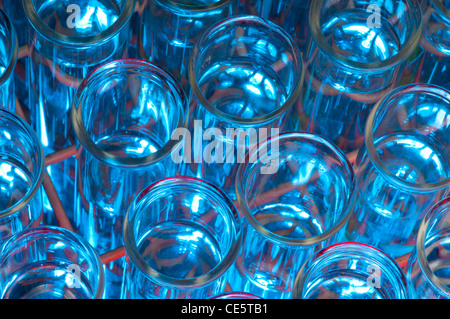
[406,198,450,299]
[139,0,236,90]
[409,0,450,88]
[23,0,136,225]
[211,292,262,299]
[72,59,188,298]
[0,1,27,112]
[186,15,304,199]
[0,226,104,299]
[293,242,408,299]
[0,8,17,113]
[239,0,311,55]
[294,0,422,153]
[231,132,356,299]
[342,84,450,262]
[0,109,44,244]
[122,177,242,299]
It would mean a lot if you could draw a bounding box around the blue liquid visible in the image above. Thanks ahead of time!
[1,261,95,299]
[138,220,223,279]
[344,132,450,259]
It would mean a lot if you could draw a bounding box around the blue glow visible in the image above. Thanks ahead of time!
[0,162,14,182]
[191,195,200,213]
[245,84,262,96]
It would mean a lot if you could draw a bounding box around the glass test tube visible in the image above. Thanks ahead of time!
[342,84,450,262]
[293,0,422,153]
[23,0,136,225]
[409,0,450,88]
[139,0,236,91]
[72,59,188,298]
[239,0,312,56]
[211,292,262,299]
[186,15,304,199]
[406,198,450,299]
[230,132,356,299]
[0,1,27,112]
[0,8,18,113]
[292,242,408,299]
[0,226,104,299]
[121,177,242,299]
[0,109,44,244]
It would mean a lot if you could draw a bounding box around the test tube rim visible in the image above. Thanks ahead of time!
[0,225,105,299]
[0,9,18,88]
[188,15,305,126]
[415,197,450,297]
[235,131,357,247]
[309,0,423,73]
[71,58,189,168]
[292,242,408,299]
[22,0,136,46]
[155,0,235,12]
[364,83,450,193]
[122,176,242,289]
[0,109,45,220]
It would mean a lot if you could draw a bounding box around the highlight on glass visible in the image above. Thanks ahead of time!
[231,132,356,299]
[342,84,450,261]
[0,8,17,113]
[0,109,44,244]
[139,0,236,90]
[294,0,422,153]
[0,226,104,299]
[406,198,450,299]
[211,292,262,299]
[121,177,242,299]
[72,58,188,298]
[292,242,408,299]
[409,0,450,88]
[23,0,136,225]
[186,15,304,198]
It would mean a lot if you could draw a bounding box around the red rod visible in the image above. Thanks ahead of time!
[100,246,126,264]
[42,172,75,232]
[45,145,77,166]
